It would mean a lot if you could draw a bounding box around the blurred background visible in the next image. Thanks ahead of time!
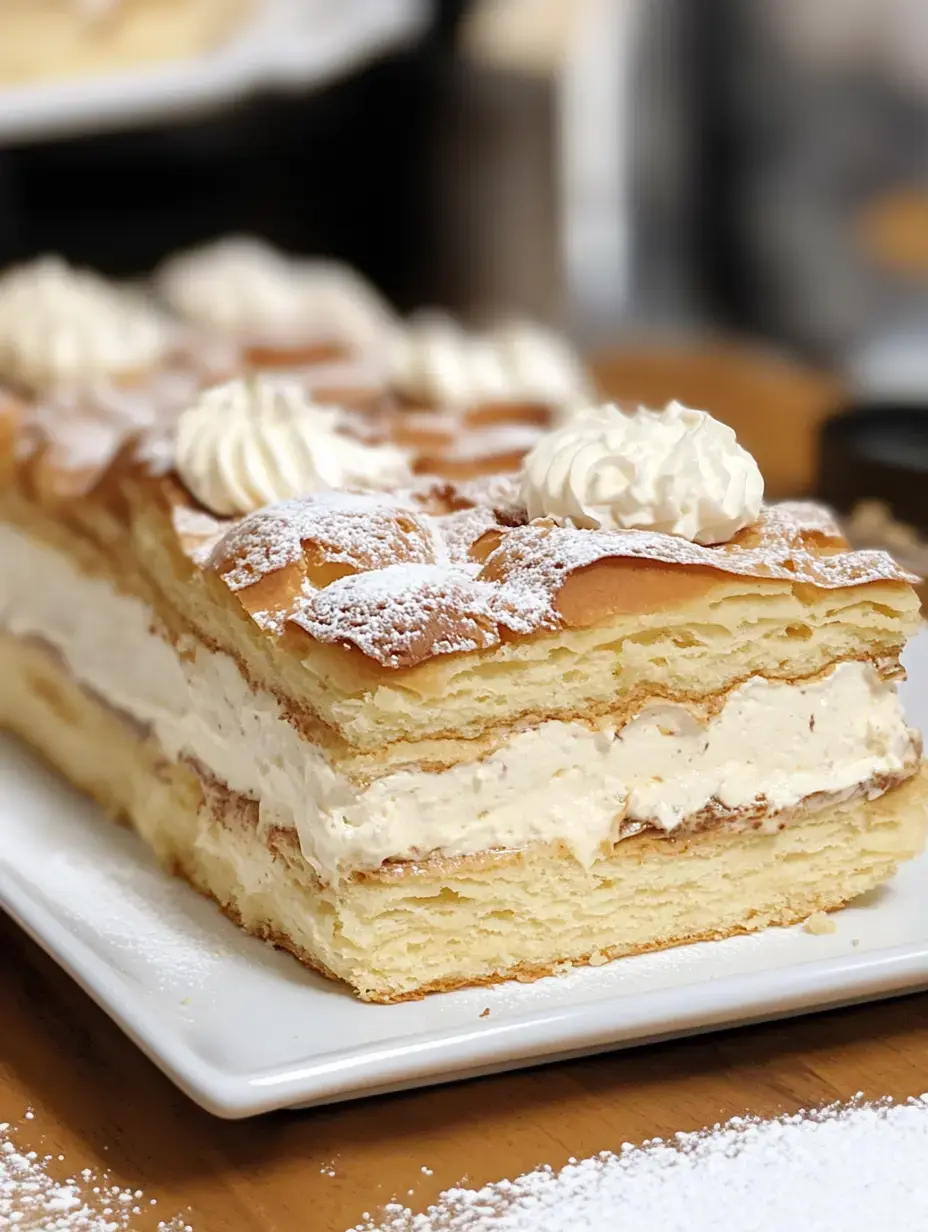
[4,0,928,566]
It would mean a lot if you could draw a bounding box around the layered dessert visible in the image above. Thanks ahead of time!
[0,255,925,1002]
[155,236,400,369]
[0,0,253,85]
[154,236,591,479]
[0,256,238,501]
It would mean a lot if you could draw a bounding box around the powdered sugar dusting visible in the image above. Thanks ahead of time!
[483,504,916,615]
[206,493,915,668]
[355,1095,928,1231]
[290,562,547,668]
[0,1112,191,1231]
[760,500,844,542]
[10,343,221,496]
[434,507,502,563]
[451,473,522,516]
[170,506,228,561]
[208,491,424,592]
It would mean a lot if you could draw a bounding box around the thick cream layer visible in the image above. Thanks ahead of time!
[0,524,918,882]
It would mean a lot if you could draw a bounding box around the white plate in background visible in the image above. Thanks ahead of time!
[0,0,428,146]
[1,631,927,1118]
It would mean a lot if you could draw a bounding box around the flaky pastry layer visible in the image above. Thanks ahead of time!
[0,460,920,762]
[3,632,925,1002]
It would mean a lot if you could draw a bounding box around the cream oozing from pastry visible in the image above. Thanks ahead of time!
[0,256,171,390]
[389,314,591,410]
[0,524,916,882]
[521,401,765,544]
[174,376,410,515]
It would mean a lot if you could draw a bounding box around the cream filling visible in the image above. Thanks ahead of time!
[0,523,919,882]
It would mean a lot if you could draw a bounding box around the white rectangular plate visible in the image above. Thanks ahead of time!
[3,633,928,1119]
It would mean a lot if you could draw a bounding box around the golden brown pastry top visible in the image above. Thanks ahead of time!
[0,346,561,506]
[1,369,916,674]
[4,365,917,672]
[0,252,918,675]
[168,474,918,669]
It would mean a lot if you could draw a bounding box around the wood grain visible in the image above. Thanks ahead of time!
[3,912,928,1232]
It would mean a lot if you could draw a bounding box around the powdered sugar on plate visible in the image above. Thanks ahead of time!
[0,1112,191,1231]
[354,1095,928,1231]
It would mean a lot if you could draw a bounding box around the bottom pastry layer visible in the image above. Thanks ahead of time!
[2,633,926,1002]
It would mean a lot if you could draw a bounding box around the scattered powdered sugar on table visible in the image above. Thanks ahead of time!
[354,1096,928,1231]
[0,1113,191,1231]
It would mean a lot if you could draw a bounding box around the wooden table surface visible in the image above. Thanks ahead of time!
[2,341,918,1232]
[4,914,928,1232]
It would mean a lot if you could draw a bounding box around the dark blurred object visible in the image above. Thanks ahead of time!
[693,0,928,367]
[430,63,560,323]
[447,0,702,338]
[820,406,928,533]
[821,405,928,605]
[0,1,468,309]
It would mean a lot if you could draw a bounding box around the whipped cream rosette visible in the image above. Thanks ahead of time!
[174,375,410,515]
[520,400,764,544]
[0,256,172,390]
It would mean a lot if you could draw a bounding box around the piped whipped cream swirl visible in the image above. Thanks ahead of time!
[156,235,396,349]
[520,401,765,544]
[389,313,592,410]
[0,256,171,390]
[156,237,300,336]
[174,376,410,515]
